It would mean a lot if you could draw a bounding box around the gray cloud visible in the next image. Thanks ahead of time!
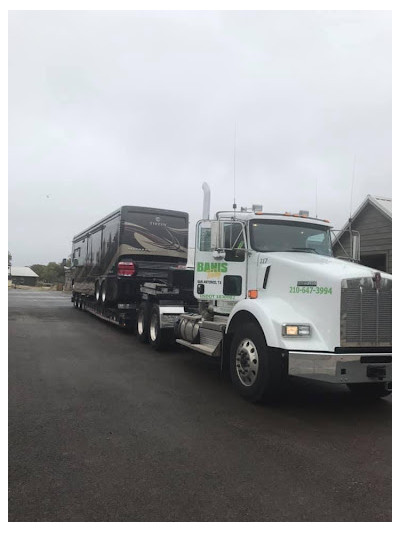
[9,10,391,265]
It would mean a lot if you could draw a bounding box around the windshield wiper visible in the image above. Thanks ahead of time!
[284,247,318,254]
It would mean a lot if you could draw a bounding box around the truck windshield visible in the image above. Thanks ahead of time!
[249,220,332,256]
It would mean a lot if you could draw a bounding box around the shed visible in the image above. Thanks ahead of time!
[9,266,39,286]
[332,195,392,273]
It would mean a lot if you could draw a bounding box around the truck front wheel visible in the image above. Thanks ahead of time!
[347,382,392,399]
[230,322,285,403]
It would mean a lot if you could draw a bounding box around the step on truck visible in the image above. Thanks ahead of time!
[71,184,392,402]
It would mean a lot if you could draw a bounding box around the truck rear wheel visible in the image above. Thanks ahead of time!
[230,322,285,403]
[347,382,392,399]
[136,302,150,343]
[149,304,170,351]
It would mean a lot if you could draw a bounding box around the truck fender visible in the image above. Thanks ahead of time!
[226,299,279,349]
[220,300,281,377]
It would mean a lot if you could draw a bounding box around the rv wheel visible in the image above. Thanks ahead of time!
[136,302,150,343]
[149,304,170,351]
[230,322,285,403]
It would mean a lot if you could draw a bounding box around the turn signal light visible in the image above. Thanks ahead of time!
[248,290,258,299]
[117,261,136,276]
[282,324,311,337]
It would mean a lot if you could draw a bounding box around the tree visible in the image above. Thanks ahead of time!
[30,264,46,279]
[8,251,12,266]
[30,261,66,284]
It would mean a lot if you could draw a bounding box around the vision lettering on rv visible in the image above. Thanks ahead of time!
[197,262,228,273]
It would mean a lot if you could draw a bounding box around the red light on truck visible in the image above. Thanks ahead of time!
[117,261,136,276]
[248,290,258,299]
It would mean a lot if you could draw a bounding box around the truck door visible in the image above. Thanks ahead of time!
[194,220,247,303]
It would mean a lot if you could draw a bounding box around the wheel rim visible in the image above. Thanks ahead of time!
[137,311,145,335]
[150,313,159,342]
[235,338,259,386]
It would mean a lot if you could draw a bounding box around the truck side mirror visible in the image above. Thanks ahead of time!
[351,232,360,262]
[210,220,221,250]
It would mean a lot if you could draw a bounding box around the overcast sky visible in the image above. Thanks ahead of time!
[8,10,391,266]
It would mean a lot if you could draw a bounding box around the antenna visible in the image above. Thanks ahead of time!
[315,177,318,218]
[349,154,356,220]
[233,123,237,215]
[348,154,356,258]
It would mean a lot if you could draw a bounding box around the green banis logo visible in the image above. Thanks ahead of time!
[197,262,228,273]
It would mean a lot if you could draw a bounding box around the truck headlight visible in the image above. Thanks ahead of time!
[282,324,311,337]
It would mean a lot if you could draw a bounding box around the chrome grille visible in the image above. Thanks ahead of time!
[340,277,392,347]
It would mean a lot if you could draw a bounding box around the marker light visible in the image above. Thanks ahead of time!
[248,290,258,299]
[282,324,311,337]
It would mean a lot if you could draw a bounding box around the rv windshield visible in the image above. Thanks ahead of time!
[249,220,332,256]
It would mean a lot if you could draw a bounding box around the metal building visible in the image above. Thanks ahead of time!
[9,266,39,286]
[332,195,392,273]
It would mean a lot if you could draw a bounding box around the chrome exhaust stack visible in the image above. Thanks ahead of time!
[202,182,211,220]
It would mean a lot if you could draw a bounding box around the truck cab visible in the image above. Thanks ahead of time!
[177,204,392,402]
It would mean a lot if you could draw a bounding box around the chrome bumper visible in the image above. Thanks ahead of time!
[288,351,392,384]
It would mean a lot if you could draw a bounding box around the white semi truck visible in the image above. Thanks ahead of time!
[72,183,392,402]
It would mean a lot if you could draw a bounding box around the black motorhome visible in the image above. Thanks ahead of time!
[72,206,189,306]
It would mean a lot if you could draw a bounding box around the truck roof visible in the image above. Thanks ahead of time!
[216,211,332,228]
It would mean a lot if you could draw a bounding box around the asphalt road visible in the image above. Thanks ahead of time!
[8,290,392,522]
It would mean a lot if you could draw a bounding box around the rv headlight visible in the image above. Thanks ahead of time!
[282,324,311,337]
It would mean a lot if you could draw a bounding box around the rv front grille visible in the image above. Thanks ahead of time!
[340,277,392,347]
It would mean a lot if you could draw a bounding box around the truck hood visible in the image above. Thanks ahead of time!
[264,252,391,281]
[244,251,392,352]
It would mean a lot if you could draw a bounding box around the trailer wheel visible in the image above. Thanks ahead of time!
[347,382,392,399]
[100,282,107,304]
[95,282,101,302]
[230,322,285,403]
[149,304,170,351]
[136,302,150,343]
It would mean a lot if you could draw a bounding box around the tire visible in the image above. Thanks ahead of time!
[95,282,101,302]
[100,282,107,305]
[100,279,116,305]
[136,302,150,343]
[347,382,392,399]
[149,304,170,351]
[230,322,286,403]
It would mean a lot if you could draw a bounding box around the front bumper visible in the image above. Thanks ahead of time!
[288,351,392,384]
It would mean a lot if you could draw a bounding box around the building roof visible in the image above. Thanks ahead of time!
[332,194,392,245]
[9,266,39,278]
[370,196,392,218]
